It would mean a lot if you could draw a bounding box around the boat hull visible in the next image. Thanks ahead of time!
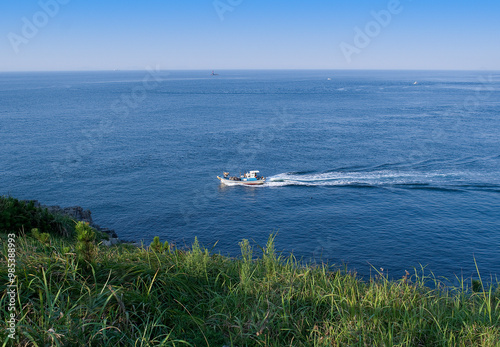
[217,176,266,186]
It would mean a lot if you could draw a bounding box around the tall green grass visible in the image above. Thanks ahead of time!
[1,231,499,346]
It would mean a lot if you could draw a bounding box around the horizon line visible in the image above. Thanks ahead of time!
[1,68,499,73]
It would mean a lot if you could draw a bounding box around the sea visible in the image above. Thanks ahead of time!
[1,69,499,282]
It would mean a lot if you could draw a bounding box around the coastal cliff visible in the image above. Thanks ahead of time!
[2,197,121,245]
[34,201,119,239]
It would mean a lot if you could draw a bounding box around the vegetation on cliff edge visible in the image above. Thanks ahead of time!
[1,197,499,346]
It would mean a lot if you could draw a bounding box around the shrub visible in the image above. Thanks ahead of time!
[239,239,253,291]
[262,233,278,278]
[75,221,96,265]
[0,196,72,236]
[150,236,163,252]
[31,228,50,244]
[149,236,171,253]
[185,237,209,276]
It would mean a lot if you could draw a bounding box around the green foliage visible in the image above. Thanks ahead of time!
[0,196,72,236]
[76,221,96,242]
[75,221,96,265]
[150,236,162,252]
[263,232,278,278]
[239,239,253,291]
[31,227,50,244]
[0,231,499,346]
[184,236,210,276]
[149,236,171,253]
[472,279,483,292]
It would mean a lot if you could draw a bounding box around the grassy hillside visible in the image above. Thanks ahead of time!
[1,197,499,346]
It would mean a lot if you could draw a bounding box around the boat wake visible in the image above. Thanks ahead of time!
[265,169,500,192]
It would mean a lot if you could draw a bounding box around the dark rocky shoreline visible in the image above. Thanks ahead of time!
[25,200,121,246]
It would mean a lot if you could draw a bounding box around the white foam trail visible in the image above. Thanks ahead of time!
[265,170,459,187]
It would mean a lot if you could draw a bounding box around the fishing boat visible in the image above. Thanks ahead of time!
[217,171,266,185]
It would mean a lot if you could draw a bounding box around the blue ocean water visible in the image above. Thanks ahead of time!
[1,70,499,281]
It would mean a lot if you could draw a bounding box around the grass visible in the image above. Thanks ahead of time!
[1,229,499,346]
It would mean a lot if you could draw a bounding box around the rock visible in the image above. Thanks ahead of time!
[22,199,120,241]
[47,205,93,225]
[98,228,118,239]
[102,238,120,247]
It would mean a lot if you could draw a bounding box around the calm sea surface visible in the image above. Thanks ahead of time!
[1,70,499,281]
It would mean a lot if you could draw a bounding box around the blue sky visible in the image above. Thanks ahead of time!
[1,0,499,71]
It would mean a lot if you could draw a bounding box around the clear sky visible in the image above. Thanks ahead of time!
[1,0,499,71]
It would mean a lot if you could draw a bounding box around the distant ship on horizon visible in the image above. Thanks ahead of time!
[211,70,219,76]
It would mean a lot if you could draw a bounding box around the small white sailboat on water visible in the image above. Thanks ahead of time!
[217,171,266,185]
